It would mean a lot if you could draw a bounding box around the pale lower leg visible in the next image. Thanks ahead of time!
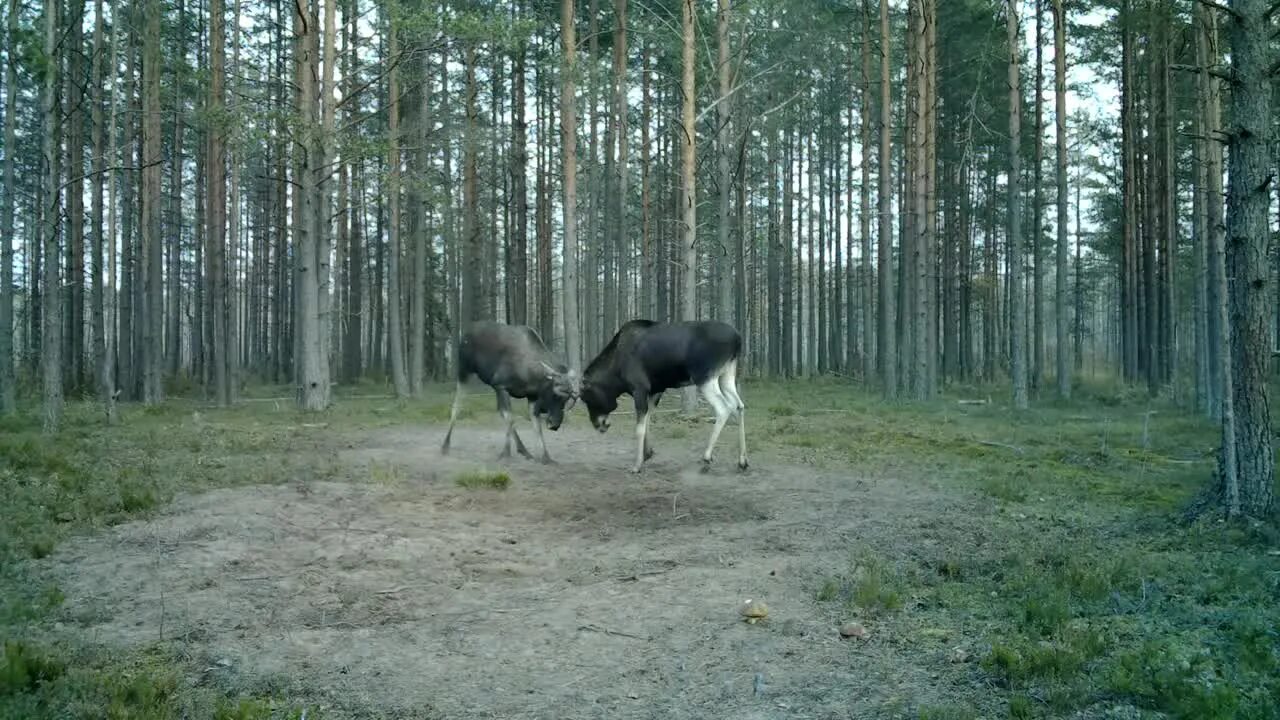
[632,412,650,473]
[718,363,748,469]
[499,408,516,458]
[441,382,465,454]
[530,404,552,463]
[699,381,732,464]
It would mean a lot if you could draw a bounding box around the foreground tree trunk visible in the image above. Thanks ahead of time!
[208,0,230,406]
[385,11,409,397]
[509,14,528,327]
[561,0,583,371]
[1215,0,1272,517]
[1007,0,1028,410]
[42,0,64,431]
[1052,0,1069,398]
[716,0,733,325]
[859,0,874,383]
[141,0,163,405]
[680,0,698,413]
[293,0,327,410]
[0,0,16,413]
[877,0,896,398]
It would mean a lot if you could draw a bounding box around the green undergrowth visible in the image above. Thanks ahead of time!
[454,469,512,490]
[0,396,347,718]
[3,377,1277,718]
[750,376,1278,719]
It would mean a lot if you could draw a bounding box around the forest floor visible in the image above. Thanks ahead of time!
[1,378,1277,719]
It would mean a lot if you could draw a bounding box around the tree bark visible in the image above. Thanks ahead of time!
[1007,0,1028,410]
[385,10,409,397]
[679,0,698,411]
[141,0,163,404]
[1052,0,1070,398]
[640,41,653,320]
[65,0,85,391]
[461,43,482,327]
[42,0,64,431]
[1217,0,1272,517]
[0,0,17,413]
[166,0,185,379]
[1030,0,1044,395]
[208,0,229,406]
[877,0,895,397]
[293,0,327,410]
[614,0,630,329]
[561,0,583,371]
[716,0,733,327]
[510,10,529,327]
[859,0,874,383]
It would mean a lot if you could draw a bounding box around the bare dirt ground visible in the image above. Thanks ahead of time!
[44,415,990,719]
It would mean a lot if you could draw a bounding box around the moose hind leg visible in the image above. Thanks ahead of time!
[699,377,732,469]
[495,390,532,459]
[717,360,748,470]
[441,382,466,455]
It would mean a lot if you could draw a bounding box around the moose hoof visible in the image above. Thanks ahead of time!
[737,459,750,472]
[541,454,557,465]
[699,459,713,475]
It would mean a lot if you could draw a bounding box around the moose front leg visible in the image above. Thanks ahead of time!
[632,391,652,474]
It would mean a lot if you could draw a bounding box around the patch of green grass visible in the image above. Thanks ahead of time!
[980,472,1029,503]
[814,555,905,615]
[454,470,511,490]
[768,404,797,418]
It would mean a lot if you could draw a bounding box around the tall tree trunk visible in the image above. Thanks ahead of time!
[561,0,583,370]
[910,0,929,400]
[166,0,185,378]
[679,0,698,411]
[859,0,873,383]
[119,23,138,399]
[0,0,17,413]
[716,0,733,325]
[461,43,482,327]
[317,0,335,396]
[385,11,409,397]
[640,40,653,320]
[1052,0,1069,398]
[510,12,529,327]
[42,0,64,431]
[294,0,327,410]
[1007,0,1028,410]
[925,0,937,392]
[342,0,363,381]
[1158,2,1175,390]
[65,0,85,391]
[587,0,602,349]
[1031,0,1044,395]
[103,0,121,416]
[877,0,895,397]
[615,0,630,330]
[1197,1,1223,420]
[1121,0,1138,382]
[90,0,114,418]
[1216,0,1272,517]
[208,0,229,405]
[408,33,427,396]
[141,0,163,404]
